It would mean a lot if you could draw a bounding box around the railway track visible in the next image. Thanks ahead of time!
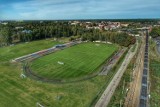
[139,30,149,107]
[125,30,149,107]
[124,35,145,107]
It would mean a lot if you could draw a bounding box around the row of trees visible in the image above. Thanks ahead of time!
[81,30,135,47]
[0,21,135,47]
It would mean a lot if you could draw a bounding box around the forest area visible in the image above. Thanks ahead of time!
[0,21,136,47]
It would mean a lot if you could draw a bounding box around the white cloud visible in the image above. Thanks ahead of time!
[1,0,160,19]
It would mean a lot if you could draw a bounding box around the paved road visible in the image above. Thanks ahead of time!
[95,42,138,107]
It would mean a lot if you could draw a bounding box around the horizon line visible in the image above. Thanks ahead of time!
[1,18,160,21]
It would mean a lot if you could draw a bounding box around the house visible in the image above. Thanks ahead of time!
[86,26,94,29]
[104,26,110,30]
[22,30,32,34]
[98,24,104,29]
[94,26,100,30]
[15,27,24,29]
[71,21,80,25]
[110,24,117,29]
[86,22,92,24]
[121,23,129,27]
[1,22,8,25]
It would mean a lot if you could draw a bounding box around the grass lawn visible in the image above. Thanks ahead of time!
[150,60,160,107]
[0,39,120,107]
[0,39,60,63]
[30,42,118,80]
[149,39,160,107]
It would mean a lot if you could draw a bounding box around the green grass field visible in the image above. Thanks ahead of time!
[150,60,160,107]
[0,39,119,107]
[149,40,160,107]
[30,43,117,80]
[0,39,60,63]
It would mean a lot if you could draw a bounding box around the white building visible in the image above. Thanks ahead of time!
[1,22,8,25]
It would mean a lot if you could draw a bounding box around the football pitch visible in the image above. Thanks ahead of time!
[0,39,119,107]
[30,42,118,81]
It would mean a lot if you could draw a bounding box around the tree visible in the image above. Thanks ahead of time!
[150,27,160,38]
[0,27,12,45]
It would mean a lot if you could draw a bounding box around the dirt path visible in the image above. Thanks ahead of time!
[124,36,145,107]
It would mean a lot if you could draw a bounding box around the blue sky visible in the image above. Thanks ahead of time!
[0,0,160,20]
